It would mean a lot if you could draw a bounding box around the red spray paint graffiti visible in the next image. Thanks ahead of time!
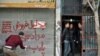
[24,34,45,41]
[14,20,46,31]
[28,41,46,56]
[1,20,46,33]
[2,21,12,33]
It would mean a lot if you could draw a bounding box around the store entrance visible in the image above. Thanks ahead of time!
[61,16,82,56]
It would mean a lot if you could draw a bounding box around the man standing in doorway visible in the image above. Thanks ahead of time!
[3,31,27,56]
[68,23,76,56]
[63,23,76,56]
[68,23,82,56]
[62,23,71,56]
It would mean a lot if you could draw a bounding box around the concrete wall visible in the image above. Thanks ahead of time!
[0,8,55,56]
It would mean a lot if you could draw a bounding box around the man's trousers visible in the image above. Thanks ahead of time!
[3,47,17,56]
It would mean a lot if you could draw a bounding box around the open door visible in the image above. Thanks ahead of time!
[61,15,82,56]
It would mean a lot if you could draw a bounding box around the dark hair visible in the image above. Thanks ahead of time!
[19,32,24,35]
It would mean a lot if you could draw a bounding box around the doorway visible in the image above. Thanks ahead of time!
[61,15,82,56]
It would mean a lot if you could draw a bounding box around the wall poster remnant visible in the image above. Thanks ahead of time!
[0,0,55,8]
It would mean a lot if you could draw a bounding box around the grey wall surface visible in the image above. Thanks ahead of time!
[0,8,55,56]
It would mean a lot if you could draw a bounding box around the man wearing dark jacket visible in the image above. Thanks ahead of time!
[68,24,76,56]
[63,23,76,56]
[3,32,27,56]
[62,23,71,56]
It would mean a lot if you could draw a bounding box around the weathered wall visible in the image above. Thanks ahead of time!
[56,0,61,56]
[0,8,55,56]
